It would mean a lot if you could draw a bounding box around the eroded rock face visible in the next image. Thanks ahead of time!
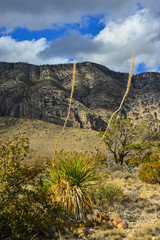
[0,62,160,131]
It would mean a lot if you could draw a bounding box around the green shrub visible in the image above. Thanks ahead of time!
[138,161,160,184]
[125,151,160,170]
[141,151,160,164]
[0,133,64,239]
[125,157,140,167]
[90,182,125,206]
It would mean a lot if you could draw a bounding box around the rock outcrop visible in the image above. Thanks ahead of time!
[0,61,160,131]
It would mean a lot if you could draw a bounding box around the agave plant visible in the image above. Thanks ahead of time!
[46,151,97,219]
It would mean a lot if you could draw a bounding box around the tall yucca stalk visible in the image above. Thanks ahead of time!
[83,51,134,169]
[47,52,134,219]
[52,60,76,165]
[48,61,96,219]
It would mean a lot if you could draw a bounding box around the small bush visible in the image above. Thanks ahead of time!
[94,151,108,164]
[90,182,125,207]
[138,161,160,184]
[112,170,131,179]
[125,157,140,167]
[110,164,124,172]
[141,151,160,164]
[0,133,64,239]
[126,152,160,167]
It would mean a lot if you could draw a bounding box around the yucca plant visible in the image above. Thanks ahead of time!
[46,151,97,219]
[48,61,98,219]
[47,52,134,220]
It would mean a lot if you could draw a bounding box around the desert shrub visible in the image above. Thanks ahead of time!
[90,182,125,207]
[94,151,108,164]
[140,151,159,164]
[125,157,140,167]
[138,160,160,184]
[0,132,41,195]
[0,133,64,239]
[0,178,63,239]
[125,152,160,168]
[112,170,131,179]
[149,152,160,161]
[110,164,124,172]
[46,150,98,220]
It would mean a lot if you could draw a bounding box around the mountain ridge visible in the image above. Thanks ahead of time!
[0,61,160,131]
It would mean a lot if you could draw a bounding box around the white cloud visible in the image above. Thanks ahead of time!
[80,9,160,72]
[0,3,160,73]
[39,9,160,72]
[0,36,68,65]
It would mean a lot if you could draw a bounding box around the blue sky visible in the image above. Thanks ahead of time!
[0,0,160,74]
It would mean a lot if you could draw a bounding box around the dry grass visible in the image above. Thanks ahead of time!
[128,222,160,240]
[91,228,126,239]
[0,116,160,240]
[0,117,106,157]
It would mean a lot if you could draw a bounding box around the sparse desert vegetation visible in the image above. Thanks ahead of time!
[0,55,160,240]
[0,117,160,240]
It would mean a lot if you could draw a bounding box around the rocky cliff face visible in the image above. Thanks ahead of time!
[0,62,160,131]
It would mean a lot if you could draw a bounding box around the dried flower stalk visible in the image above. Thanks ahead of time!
[83,51,134,169]
[52,60,76,165]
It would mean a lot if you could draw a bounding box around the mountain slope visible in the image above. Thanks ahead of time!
[0,61,160,131]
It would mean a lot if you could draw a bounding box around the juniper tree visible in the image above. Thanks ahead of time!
[103,118,156,165]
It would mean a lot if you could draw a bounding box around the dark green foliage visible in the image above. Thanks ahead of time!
[126,151,160,167]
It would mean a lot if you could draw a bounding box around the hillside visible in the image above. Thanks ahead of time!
[0,116,106,156]
[0,61,160,131]
[0,62,160,239]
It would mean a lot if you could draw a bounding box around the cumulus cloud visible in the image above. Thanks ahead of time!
[90,9,160,72]
[0,36,68,64]
[0,1,160,73]
[39,9,160,72]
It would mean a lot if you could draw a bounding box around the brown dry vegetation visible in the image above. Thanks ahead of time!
[0,116,160,240]
[0,117,107,156]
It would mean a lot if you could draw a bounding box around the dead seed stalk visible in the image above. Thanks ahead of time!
[82,51,134,170]
[52,60,76,168]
